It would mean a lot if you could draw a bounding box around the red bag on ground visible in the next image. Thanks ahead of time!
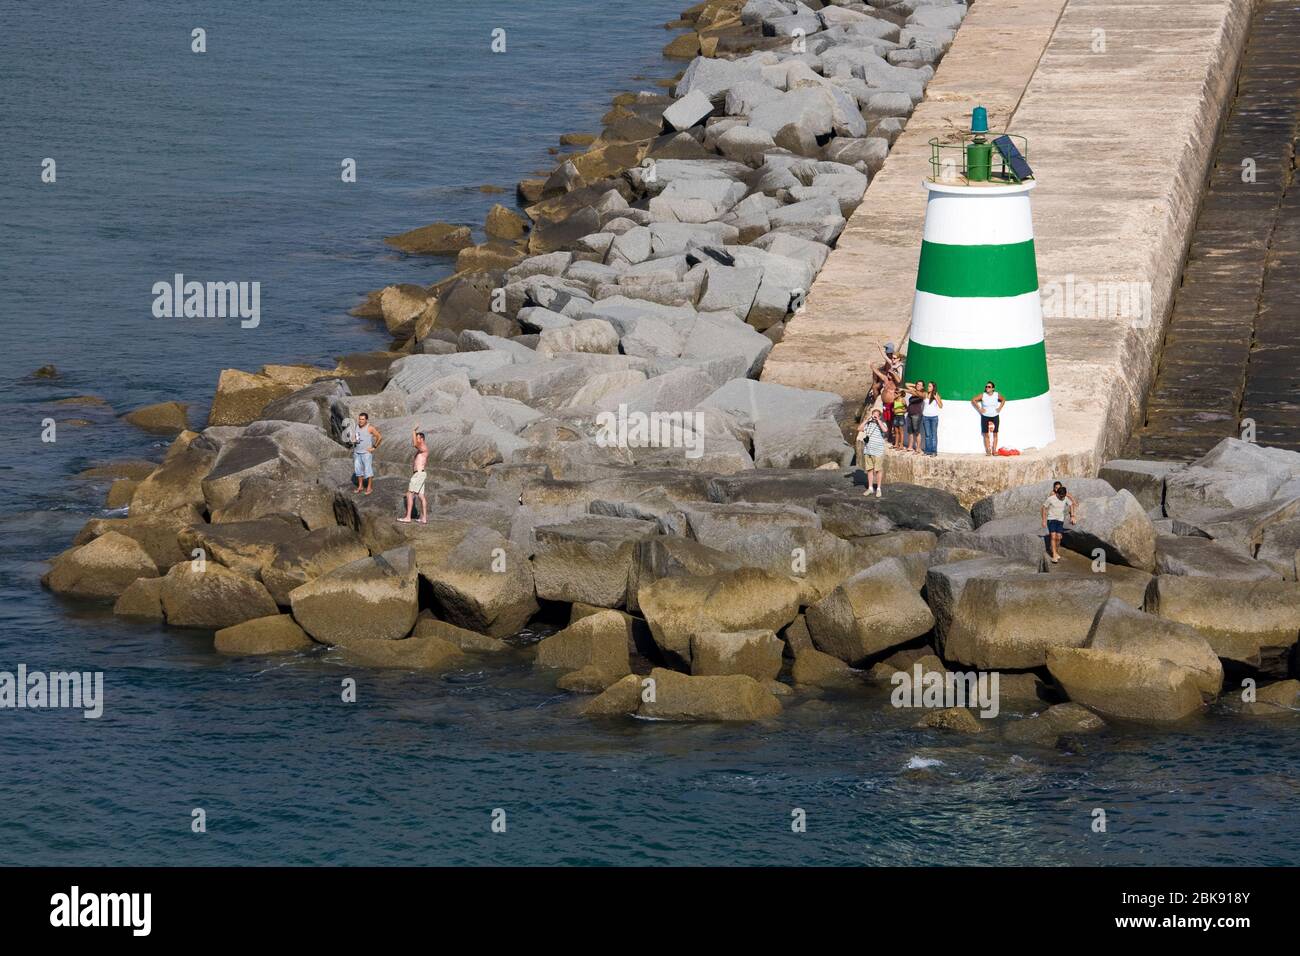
[997,448,1021,456]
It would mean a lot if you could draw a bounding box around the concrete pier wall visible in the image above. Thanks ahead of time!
[762,0,1257,505]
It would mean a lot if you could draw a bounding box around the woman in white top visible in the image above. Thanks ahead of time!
[921,381,942,456]
[970,380,1006,455]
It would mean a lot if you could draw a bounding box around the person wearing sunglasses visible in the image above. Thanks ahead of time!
[970,380,1005,455]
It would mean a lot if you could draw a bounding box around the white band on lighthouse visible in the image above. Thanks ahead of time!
[921,186,1036,246]
[911,290,1044,351]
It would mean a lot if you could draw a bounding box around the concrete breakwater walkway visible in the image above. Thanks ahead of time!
[764,0,1257,504]
[1128,0,1300,460]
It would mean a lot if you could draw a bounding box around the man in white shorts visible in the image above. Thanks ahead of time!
[398,426,429,524]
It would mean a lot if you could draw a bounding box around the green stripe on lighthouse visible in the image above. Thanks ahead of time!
[915,239,1039,298]
[903,340,1050,401]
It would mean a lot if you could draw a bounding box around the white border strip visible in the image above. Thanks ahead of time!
[922,190,1036,247]
[908,290,1045,351]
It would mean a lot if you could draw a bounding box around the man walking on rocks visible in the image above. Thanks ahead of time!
[349,412,382,496]
[1041,483,1076,563]
[399,426,429,524]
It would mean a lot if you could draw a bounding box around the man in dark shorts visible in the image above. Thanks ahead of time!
[1041,483,1076,563]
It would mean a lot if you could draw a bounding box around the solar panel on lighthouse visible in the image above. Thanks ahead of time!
[993,135,1034,182]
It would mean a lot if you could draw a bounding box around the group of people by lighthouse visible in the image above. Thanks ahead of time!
[855,343,1009,496]
[855,105,1053,493]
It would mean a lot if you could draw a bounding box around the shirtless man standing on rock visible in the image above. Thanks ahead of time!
[399,426,429,524]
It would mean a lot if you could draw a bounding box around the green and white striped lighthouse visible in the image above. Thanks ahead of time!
[903,112,1054,454]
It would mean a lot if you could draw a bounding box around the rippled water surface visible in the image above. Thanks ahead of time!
[2,0,1298,866]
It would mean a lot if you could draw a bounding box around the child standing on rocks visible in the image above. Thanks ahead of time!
[399,426,429,524]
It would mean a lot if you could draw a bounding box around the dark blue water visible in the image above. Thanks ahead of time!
[2,1,1299,866]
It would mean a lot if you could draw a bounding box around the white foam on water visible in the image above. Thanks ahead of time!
[905,755,944,770]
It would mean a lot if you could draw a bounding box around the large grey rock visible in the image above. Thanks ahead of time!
[159,562,279,630]
[638,667,781,722]
[675,57,767,101]
[1154,535,1281,582]
[849,532,939,574]
[1046,646,1207,723]
[767,196,845,236]
[288,547,419,646]
[806,561,935,665]
[1194,438,1300,483]
[596,366,717,417]
[741,0,794,27]
[42,532,158,601]
[1063,490,1157,571]
[620,318,684,359]
[680,314,774,378]
[1098,459,1183,513]
[418,526,538,637]
[749,88,835,153]
[696,264,763,319]
[200,421,347,511]
[924,556,1048,644]
[639,568,803,665]
[387,352,517,396]
[649,178,748,223]
[1164,466,1283,520]
[649,221,741,256]
[822,135,890,172]
[721,525,856,604]
[177,515,308,580]
[531,516,660,608]
[536,319,620,358]
[1179,497,1300,556]
[475,359,589,407]
[1258,517,1300,580]
[941,520,1048,569]
[535,609,631,681]
[815,494,901,537]
[1146,576,1300,675]
[628,535,743,613]
[685,500,821,551]
[716,124,778,164]
[941,573,1112,669]
[699,378,840,431]
[662,89,714,131]
[752,418,853,469]
[819,485,974,536]
[262,526,371,606]
[1088,597,1222,697]
[766,12,823,39]
[690,630,784,681]
[707,469,854,506]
